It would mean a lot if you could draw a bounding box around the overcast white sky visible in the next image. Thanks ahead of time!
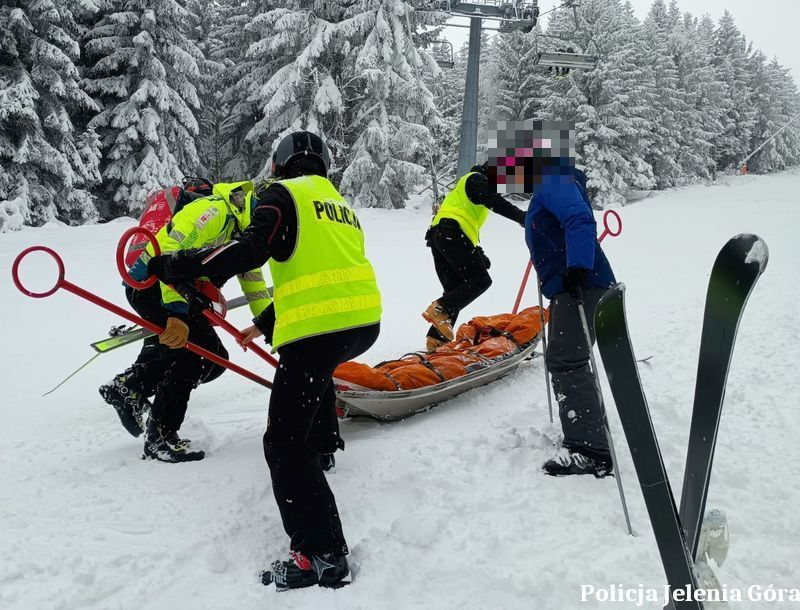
[445,0,799,86]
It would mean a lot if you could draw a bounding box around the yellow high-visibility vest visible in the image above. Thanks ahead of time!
[431,172,489,245]
[268,175,381,350]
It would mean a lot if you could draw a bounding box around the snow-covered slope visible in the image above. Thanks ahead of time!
[1,171,798,609]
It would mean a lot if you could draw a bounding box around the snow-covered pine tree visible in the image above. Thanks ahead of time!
[218,0,285,180]
[429,41,466,183]
[0,0,101,231]
[669,12,724,181]
[82,0,203,217]
[490,28,550,122]
[641,0,686,188]
[186,0,234,182]
[339,1,442,208]
[235,1,350,182]
[712,10,756,171]
[540,0,655,207]
[745,53,800,172]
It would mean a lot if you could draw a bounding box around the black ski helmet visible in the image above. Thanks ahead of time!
[272,131,331,178]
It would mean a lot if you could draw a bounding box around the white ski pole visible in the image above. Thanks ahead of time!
[576,289,633,536]
[536,281,554,424]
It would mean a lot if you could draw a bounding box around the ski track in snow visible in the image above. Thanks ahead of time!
[1,171,798,609]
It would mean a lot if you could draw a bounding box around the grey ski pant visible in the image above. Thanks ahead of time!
[546,287,609,454]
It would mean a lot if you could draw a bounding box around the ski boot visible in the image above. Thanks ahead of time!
[99,368,150,437]
[425,327,450,352]
[422,301,454,342]
[543,447,613,478]
[260,551,350,591]
[142,420,204,463]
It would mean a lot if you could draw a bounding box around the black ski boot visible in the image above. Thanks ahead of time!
[260,551,350,591]
[99,368,150,437]
[543,447,613,478]
[142,420,204,463]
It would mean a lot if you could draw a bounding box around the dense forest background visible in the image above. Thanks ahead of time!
[1,0,799,231]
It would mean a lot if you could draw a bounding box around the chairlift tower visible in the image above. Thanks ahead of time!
[414,1,540,177]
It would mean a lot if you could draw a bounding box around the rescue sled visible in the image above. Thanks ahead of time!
[334,307,545,421]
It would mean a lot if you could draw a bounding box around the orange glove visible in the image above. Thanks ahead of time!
[159,317,190,349]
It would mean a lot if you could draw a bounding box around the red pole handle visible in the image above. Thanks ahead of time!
[12,246,65,298]
[117,226,160,290]
[12,247,273,389]
[598,209,622,243]
[202,309,279,368]
[512,261,532,315]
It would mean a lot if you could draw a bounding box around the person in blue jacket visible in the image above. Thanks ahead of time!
[525,158,616,477]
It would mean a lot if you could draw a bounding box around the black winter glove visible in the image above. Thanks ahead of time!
[562,267,589,299]
[147,248,213,285]
[146,253,184,285]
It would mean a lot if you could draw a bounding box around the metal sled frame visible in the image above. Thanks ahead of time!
[336,338,539,421]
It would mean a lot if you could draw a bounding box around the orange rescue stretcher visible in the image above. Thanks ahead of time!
[334,307,546,420]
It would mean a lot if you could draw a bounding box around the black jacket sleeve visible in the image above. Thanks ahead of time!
[464,173,526,226]
[253,302,275,344]
[147,185,294,283]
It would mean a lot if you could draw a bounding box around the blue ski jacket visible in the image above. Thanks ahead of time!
[524,164,615,299]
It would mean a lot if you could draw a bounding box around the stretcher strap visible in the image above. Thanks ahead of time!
[382,372,402,390]
[415,353,447,383]
[465,349,494,365]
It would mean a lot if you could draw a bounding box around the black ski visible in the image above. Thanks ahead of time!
[679,234,768,559]
[595,283,701,610]
[90,294,250,353]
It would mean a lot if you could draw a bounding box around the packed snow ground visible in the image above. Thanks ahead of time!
[1,171,799,609]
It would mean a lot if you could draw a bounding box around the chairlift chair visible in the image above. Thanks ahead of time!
[535,50,598,70]
[532,1,599,74]
[431,39,455,69]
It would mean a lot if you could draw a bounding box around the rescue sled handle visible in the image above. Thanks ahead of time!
[512,209,622,314]
[12,245,273,388]
[598,209,622,241]
[117,226,160,290]
[116,226,279,369]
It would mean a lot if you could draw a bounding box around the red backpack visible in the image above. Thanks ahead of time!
[124,177,214,267]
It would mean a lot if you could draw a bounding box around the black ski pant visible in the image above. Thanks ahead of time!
[125,285,227,434]
[546,287,609,455]
[265,323,380,557]
[426,219,491,340]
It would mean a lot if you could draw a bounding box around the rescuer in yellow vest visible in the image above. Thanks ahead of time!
[100,181,271,464]
[423,162,526,350]
[145,131,381,591]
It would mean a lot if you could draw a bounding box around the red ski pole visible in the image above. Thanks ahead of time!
[511,209,622,314]
[13,245,273,389]
[117,227,279,369]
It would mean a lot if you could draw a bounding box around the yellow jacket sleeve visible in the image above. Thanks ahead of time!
[237,268,272,317]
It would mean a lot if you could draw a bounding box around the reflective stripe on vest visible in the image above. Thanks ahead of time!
[268,175,382,350]
[431,172,489,246]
